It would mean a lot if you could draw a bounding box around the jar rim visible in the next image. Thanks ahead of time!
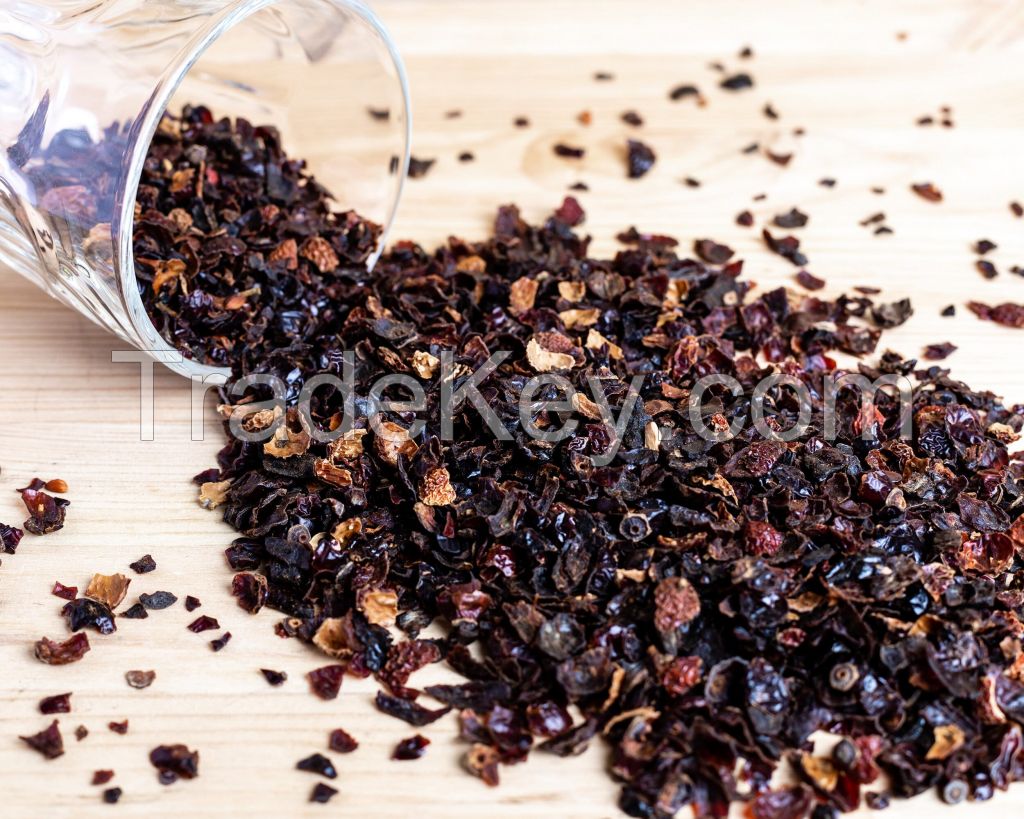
[115,0,412,380]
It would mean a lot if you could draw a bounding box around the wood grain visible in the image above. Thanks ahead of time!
[2,0,1024,815]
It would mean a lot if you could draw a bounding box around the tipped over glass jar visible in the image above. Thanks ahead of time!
[0,0,410,378]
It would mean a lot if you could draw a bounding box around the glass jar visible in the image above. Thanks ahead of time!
[0,0,410,378]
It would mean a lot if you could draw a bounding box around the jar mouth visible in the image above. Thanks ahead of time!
[116,0,412,380]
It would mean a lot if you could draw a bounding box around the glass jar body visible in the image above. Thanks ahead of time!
[0,0,410,377]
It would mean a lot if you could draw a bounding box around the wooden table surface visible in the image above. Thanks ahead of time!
[2,0,1024,816]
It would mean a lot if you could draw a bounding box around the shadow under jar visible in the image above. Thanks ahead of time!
[0,0,410,378]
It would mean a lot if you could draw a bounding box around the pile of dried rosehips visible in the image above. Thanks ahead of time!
[15,69,1024,815]
[202,190,1024,816]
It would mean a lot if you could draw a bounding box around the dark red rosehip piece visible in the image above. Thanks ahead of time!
[328,728,358,753]
[20,720,64,759]
[392,735,430,760]
[39,692,72,714]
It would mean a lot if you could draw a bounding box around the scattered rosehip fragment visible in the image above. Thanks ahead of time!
[577,110,592,126]
[310,783,339,804]
[307,665,345,700]
[513,116,530,128]
[21,489,69,535]
[184,595,201,611]
[871,298,914,328]
[568,181,589,191]
[762,229,808,265]
[941,304,956,317]
[668,84,703,104]
[0,523,24,553]
[261,669,288,686]
[84,573,131,609]
[328,728,358,753]
[192,468,220,485]
[20,720,64,759]
[735,210,754,227]
[51,581,77,600]
[773,208,808,228]
[39,692,72,714]
[108,720,129,735]
[210,632,232,652]
[366,107,389,121]
[444,109,462,119]
[967,301,1024,328]
[465,744,501,786]
[296,753,337,779]
[1011,201,1023,218]
[63,598,116,634]
[426,682,514,712]
[911,182,943,202]
[129,554,156,574]
[553,143,585,159]
[764,149,792,166]
[75,725,89,741]
[231,571,268,613]
[187,615,220,633]
[693,239,734,265]
[763,103,779,120]
[374,691,452,726]
[974,239,997,255]
[139,591,177,610]
[125,670,156,689]
[942,779,968,805]
[378,640,442,698]
[627,132,668,175]
[553,196,585,227]
[92,770,114,786]
[457,152,474,162]
[923,342,957,361]
[392,735,430,760]
[35,633,90,665]
[407,156,435,179]
[120,603,148,619]
[593,71,614,81]
[720,72,754,90]
[750,787,813,818]
[742,142,759,154]
[795,271,825,291]
[819,178,836,187]
[976,260,998,279]
[682,177,701,188]
[865,792,890,810]
[102,788,122,804]
[615,227,678,247]
[149,744,200,781]
[620,110,643,127]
